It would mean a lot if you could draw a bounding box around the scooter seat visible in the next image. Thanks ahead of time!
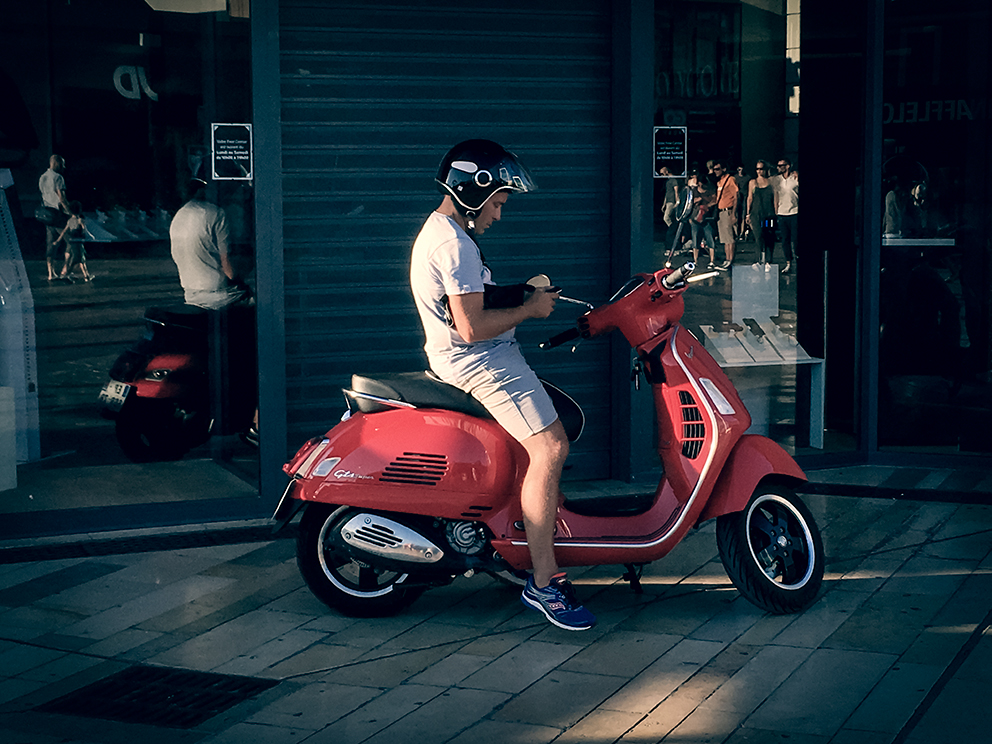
[144,305,209,332]
[350,371,491,419]
[348,371,585,442]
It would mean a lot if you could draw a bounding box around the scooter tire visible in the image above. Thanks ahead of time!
[716,485,824,614]
[297,504,425,618]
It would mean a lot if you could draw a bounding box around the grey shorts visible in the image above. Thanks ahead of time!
[434,342,559,442]
[717,209,736,244]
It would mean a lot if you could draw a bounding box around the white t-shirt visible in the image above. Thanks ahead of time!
[774,173,799,216]
[170,199,241,309]
[410,211,515,370]
[39,168,65,209]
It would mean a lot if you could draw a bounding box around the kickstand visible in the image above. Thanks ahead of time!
[621,564,644,594]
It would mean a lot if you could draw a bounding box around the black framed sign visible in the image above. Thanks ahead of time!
[211,123,253,181]
[653,126,687,178]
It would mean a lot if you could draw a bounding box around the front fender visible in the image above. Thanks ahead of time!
[695,435,806,525]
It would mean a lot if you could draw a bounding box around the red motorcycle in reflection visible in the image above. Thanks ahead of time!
[274,262,824,617]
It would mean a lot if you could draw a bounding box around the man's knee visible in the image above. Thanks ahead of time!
[524,420,569,464]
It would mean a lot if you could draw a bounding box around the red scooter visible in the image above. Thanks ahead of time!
[274,262,824,617]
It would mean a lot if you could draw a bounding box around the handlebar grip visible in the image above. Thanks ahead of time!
[662,261,695,289]
[539,327,581,350]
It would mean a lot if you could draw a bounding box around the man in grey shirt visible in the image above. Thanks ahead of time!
[39,154,69,281]
[170,177,249,309]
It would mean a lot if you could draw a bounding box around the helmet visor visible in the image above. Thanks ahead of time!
[493,155,538,194]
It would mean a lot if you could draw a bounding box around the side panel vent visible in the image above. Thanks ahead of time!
[380,452,448,485]
[678,390,706,459]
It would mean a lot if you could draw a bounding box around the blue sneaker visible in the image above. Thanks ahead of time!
[521,573,596,631]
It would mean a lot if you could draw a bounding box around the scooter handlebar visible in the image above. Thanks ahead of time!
[662,262,695,289]
[539,327,582,350]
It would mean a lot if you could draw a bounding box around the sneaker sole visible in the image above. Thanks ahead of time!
[520,593,595,631]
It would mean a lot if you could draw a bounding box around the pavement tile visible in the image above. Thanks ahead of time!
[136,561,301,634]
[310,645,459,688]
[264,587,344,619]
[373,619,493,653]
[246,680,382,730]
[0,558,93,590]
[79,627,163,657]
[0,643,66,676]
[446,718,563,744]
[559,630,679,678]
[0,677,47,706]
[198,721,311,744]
[844,661,944,733]
[617,588,728,636]
[360,687,512,744]
[903,675,990,744]
[461,639,583,693]
[726,728,830,743]
[0,492,989,744]
[602,637,726,714]
[829,730,896,744]
[303,683,445,744]
[493,669,630,728]
[406,652,493,686]
[704,644,815,714]
[746,648,895,736]
[823,590,946,656]
[458,626,544,658]
[262,640,367,679]
[771,587,871,648]
[0,562,123,607]
[689,595,768,642]
[61,574,236,640]
[666,704,744,742]
[16,650,104,684]
[882,553,974,596]
[552,708,643,743]
[0,604,89,639]
[213,628,328,676]
[146,609,314,670]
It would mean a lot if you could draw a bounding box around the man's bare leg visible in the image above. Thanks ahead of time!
[519,419,569,588]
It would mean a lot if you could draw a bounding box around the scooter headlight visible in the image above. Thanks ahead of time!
[144,369,171,381]
[311,457,342,478]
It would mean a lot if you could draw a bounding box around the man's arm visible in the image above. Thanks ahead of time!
[448,288,557,343]
[214,210,235,280]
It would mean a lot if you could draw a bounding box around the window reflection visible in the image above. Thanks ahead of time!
[0,2,258,532]
[880,1,992,453]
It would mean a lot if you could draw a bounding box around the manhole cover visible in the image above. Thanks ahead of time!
[38,665,279,729]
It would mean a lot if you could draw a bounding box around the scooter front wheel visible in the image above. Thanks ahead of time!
[716,485,824,614]
[297,504,426,617]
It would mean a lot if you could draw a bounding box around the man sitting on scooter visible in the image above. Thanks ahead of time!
[409,140,596,631]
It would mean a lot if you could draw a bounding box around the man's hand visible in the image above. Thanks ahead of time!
[523,286,559,319]
[449,285,559,343]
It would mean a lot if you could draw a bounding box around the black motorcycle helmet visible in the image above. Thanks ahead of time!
[435,139,537,230]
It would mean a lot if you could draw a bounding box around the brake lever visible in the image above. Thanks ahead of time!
[557,295,595,310]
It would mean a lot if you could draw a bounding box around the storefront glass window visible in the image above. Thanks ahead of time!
[654,0,827,456]
[0,1,258,537]
[879,1,992,455]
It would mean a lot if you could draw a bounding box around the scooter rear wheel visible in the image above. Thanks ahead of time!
[114,399,194,462]
[297,504,426,617]
[716,485,823,614]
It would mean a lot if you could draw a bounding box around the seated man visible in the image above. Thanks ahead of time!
[409,139,596,631]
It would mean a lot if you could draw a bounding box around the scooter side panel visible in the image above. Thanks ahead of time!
[694,434,807,524]
[291,408,524,520]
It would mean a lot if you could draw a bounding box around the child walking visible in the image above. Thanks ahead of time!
[54,201,93,282]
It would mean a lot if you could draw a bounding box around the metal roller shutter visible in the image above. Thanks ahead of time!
[279,0,614,479]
